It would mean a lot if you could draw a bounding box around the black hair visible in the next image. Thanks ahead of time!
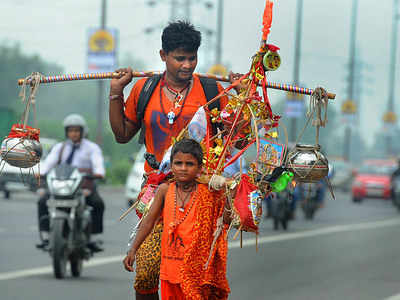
[162,20,201,54]
[170,138,203,166]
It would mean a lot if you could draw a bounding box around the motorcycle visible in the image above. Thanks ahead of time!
[298,182,322,220]
[39,164,95,279]
[392,176,400,211]
[269,190,292,230]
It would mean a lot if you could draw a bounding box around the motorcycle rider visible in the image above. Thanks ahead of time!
[390,157,400,198]
[291,163,335,217]
[36,114,105,252]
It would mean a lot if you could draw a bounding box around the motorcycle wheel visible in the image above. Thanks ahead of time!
[273,218,279,230]
[70,254,83,277]
[281,219,288,230]
[51,219,68,279]
[303,204,314,220]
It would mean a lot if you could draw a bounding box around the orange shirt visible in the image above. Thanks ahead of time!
[160,182,198,284]
[124,75,227,172]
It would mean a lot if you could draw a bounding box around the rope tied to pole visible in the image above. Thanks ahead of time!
[18,72,43,131]
[308,87,329,145]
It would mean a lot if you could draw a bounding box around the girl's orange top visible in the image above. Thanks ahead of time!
[160,182,197,284]
[160,182,230,300]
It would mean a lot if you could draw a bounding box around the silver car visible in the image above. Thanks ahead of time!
[125,146,146,207]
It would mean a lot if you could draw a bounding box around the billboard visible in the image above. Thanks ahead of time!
[87,28,118,73]
[285,100,304,118]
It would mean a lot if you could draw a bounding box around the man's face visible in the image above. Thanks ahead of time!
[160,48,198,83]
[67,126,82,143]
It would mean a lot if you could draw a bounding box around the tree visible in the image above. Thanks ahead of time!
[0,43,147,184]
[0,42,63,137]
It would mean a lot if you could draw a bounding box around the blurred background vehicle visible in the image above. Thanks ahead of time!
[392,176,400,211]
[351,159,397,203]
[0,137,58,199]
[125,146,146,207]
[330,158,355,191]
[269,190,292,230]
[299,182,323,220]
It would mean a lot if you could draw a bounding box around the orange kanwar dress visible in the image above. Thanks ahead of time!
[160,183,230,300]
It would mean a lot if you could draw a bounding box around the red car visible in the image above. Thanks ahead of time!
[351,160,396,202]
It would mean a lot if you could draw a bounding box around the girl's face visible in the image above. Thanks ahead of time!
[171,151,201,184]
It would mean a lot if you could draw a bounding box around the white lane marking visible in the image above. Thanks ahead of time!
[229,218,400,249]
[24,219,116,232]
[0,255,124,281]
[1,218,400,281]
[384,294,400,300]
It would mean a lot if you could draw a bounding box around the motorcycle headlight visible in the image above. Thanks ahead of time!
[51,179,76,196]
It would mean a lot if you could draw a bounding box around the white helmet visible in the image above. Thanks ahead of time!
[63,114,88,137]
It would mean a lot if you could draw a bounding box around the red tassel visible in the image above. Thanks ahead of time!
[262,0,274,41]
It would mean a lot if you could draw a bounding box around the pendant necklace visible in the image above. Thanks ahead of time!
[169,183,197,235]
[160,74,191,125]
[165,81,191,108]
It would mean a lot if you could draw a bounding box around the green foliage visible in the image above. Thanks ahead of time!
[0,42,147,185]
[106,157,132,185]
[0,42,63,137]
[0,43,63,110]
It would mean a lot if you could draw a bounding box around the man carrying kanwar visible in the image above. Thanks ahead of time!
[109,20,243,300]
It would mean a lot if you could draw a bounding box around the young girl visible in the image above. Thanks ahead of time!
[123,138,231,299]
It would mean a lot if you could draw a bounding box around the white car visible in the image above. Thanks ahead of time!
[0,137,58,199]
[125,146,146,207]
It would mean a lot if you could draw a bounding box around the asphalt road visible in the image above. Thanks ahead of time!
[2,186,400,300]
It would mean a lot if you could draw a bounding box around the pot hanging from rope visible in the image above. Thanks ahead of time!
[286,143,329,183]
[1,73,42,169]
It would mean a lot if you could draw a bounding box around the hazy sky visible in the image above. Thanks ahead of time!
[1,0,399,146]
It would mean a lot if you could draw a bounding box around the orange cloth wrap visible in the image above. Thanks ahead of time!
[179,184,230,300]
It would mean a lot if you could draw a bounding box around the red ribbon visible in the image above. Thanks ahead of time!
[7,124,40,141]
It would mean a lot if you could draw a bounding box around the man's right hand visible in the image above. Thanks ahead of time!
[110,67,133,96]
[123,249,136,272]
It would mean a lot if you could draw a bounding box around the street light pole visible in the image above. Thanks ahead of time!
[185,0,191,21]
[215,0,223,65]
[170,0,178,21]
[96,0,107,146]
[385,0,399,156]
[342,0,358,161]
[290,0,303,143]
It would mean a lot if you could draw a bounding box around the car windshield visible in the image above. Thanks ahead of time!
[358,164,395,176]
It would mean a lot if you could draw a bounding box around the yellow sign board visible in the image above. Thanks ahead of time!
[383,111,397,123]
[341,100,357,114]
[89,29,115,53]
[286,91,304,101]
[208,64,228,77]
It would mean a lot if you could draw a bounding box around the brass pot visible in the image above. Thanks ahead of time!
[1,138,42,168]
[286,144,329,183]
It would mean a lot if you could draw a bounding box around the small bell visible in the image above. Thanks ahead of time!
[263,50,281,71]
[262,44,281,71]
